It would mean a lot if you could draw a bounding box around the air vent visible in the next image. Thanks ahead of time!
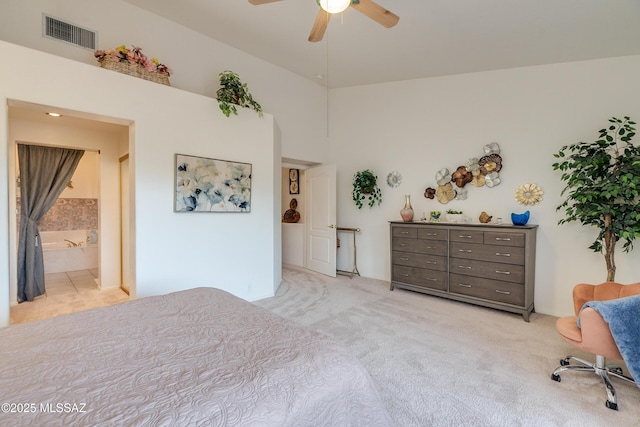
[43,14,96,50]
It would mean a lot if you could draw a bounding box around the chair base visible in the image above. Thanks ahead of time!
[551,354,636,410]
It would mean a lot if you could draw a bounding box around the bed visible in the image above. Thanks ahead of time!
[0,287,393,426]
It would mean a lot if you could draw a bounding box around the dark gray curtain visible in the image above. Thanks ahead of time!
[17,144,85,302]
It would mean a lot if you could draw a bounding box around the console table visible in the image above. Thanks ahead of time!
[337,227,361,278]
[389,221,537,321]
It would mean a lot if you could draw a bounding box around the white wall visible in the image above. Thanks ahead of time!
[328,55,640,317]
[0,41,281,326]
[0,0,328,164]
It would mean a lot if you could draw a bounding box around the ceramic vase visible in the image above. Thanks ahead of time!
[400,195,414,222]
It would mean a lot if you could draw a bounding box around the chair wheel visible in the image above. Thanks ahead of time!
[551,373,561,382]
[606,400,618,410]
[560,359,570,366]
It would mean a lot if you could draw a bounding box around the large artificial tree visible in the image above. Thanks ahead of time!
[553,116,640,281]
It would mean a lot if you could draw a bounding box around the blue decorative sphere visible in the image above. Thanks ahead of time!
[511,211,530,226]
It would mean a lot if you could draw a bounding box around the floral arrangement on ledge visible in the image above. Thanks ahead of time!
[94,45,172,76]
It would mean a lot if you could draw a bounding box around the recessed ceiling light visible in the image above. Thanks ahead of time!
[46,112,62,117]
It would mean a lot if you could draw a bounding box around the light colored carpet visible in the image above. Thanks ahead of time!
[255,266,640,427]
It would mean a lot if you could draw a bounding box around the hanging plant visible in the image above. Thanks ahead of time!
[352,169,382,209]
[216,70,263,117]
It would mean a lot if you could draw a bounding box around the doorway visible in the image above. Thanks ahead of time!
[280,160,337,277]
[120,154,131,294]
[7,102,132,322]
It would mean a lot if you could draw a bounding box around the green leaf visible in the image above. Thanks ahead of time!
[553,115,640,278]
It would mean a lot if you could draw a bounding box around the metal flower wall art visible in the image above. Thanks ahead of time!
[425,142,504,204]
[515,183,544,206]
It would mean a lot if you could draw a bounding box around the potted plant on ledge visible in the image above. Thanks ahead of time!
[552,116,640,281]
[352,169,382,209]
[216,70,263,117]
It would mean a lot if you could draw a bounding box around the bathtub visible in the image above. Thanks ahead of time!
[40,230,98,274]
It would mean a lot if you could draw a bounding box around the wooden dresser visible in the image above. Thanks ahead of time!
[390,221,537,321]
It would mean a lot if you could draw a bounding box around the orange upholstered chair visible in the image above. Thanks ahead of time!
[551,282,640,410]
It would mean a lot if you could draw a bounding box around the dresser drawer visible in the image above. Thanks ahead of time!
[484,231,525,247]
[393,238,447,256]
[392,251,447,271]
[449,273,524,305]
[449,258,524,283]
[417,227,448,241]
[393,265,447,291]
[449,229,483,244]
[449,241,524,265]
[392,226,417,239]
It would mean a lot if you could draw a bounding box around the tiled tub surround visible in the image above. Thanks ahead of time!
[17,198,99,232]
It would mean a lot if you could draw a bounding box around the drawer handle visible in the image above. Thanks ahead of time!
[399,243,408,247]
[495,252,511,257]
[426,278,437,282]
[400,273,409,277]
[399,257,409,261]
[496,270,511,275]
[400,231,409,234]
[426,246,437,249]
[457,283,472,288]
[495,290,511,295]
[425,232,438,236]
[458,249,472,253]
[495,237,511,241]
[458,265,472,270]
[458,235,473,239]
[426,260,437,265]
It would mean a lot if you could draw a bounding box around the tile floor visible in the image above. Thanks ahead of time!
[10,268,129,325]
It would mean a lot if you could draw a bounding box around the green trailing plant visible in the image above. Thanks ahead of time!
[352,169,382,209]
[216,70,263,117]
[552,116,640,281]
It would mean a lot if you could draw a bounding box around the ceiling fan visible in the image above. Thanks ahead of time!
[248,0,399,42]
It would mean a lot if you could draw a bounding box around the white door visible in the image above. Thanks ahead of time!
[119,155,130,293]
[305,164,337,277]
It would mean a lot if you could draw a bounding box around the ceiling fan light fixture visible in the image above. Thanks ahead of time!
[318,0,351,14]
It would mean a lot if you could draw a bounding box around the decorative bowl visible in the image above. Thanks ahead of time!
[511,211,530,226]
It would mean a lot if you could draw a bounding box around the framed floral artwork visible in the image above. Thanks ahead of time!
[174,153,251,212]
[289,168,299,194]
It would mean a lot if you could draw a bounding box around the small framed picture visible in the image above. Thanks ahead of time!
[289,168,299,194]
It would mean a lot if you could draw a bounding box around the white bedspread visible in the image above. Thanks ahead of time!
[0,287,393,426]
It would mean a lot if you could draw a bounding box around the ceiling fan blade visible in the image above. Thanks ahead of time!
[248,0,283,5]
[351,0,399,28]
[308,9,331,42]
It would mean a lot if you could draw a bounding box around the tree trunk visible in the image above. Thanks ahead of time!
[603,213,616,281]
